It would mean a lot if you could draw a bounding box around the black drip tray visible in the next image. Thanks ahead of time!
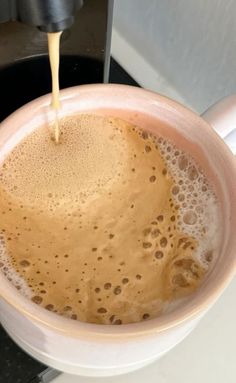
[0,55,104,122]
[0,327,46,383]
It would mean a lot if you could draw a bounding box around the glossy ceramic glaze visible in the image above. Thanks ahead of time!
[0,85,235,376]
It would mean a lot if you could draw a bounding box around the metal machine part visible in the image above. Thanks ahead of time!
[0,0,83,32]
[29,367,61,382]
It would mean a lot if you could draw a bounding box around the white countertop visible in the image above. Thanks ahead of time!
[53,276,236,383]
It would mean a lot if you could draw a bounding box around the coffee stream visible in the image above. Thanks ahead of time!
[47,32,62,143]
[0,115,220,324]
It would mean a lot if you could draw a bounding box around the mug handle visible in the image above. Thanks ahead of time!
[201,95,236,155]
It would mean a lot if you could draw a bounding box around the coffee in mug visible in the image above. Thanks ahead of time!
[0,113,221,324]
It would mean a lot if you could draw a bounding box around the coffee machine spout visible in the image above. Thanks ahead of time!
[0,0,83,32]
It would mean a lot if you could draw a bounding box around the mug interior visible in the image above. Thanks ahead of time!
[0,84,235,339]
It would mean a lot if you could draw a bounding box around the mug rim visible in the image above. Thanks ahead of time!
[0,83,235,339]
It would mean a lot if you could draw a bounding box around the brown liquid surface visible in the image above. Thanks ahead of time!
[0,115,218,324]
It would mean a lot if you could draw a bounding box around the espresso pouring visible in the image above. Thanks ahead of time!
[47,32,62,143]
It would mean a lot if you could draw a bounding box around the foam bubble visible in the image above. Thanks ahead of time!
[157,133,221,268]
[0,235,32,298]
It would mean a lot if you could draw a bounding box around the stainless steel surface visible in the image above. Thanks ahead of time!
[0,0,84,32]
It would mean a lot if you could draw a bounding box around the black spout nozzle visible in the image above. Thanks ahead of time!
[0,0,83,32]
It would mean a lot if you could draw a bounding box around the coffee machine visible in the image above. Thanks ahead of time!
[0,0,113,122]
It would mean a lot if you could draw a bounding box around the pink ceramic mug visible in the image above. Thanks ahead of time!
[0,84,235,377]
